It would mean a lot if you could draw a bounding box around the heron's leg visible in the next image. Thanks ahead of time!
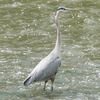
[43,80,48,91]
[50,77,55,91]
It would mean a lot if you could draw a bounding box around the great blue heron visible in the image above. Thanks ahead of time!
[23,6,70,91]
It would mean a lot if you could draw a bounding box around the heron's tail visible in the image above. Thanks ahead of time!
[23,76,32,86]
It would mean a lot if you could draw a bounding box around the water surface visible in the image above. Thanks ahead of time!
[0,0,100,100]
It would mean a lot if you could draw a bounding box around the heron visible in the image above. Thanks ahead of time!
[23,6,70,91]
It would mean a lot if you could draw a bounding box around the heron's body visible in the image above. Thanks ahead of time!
[24,48,61,86]
[23,7,67,91]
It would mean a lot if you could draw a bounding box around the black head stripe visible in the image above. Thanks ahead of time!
[57,6,66,11]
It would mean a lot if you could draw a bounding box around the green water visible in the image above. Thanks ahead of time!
[0,0,100,100]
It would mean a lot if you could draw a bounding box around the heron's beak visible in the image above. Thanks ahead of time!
[65,8,78,12]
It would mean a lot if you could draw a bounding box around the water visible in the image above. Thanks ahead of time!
[0,0,100,100]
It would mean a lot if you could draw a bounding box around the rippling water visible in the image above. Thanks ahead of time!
[0,0,100,100]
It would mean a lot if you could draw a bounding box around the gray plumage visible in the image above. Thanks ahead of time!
[24,50,61,85]
[23,6,68,91]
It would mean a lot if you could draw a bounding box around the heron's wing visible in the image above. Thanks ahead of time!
[35,56,61,81]
[23,56,61,86]
[32,56,61,81]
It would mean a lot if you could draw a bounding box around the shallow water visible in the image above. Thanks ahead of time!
[0,0,100,100]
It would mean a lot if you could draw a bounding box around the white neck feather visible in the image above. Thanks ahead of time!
[54,11,61,56]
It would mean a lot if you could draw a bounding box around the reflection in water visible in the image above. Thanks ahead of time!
[0,0,100,100]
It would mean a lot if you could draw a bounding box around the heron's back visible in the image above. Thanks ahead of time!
[24,52,61,86]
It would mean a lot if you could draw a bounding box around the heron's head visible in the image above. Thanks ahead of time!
[55,6,70,17]
[57,6,67,11]
[55,6,67,23]
[55,6,76,24]
[57,6,75,13]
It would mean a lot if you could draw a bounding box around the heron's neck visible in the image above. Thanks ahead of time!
[54,11,61,55]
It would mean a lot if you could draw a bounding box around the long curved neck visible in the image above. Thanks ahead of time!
[54,11,61,55]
